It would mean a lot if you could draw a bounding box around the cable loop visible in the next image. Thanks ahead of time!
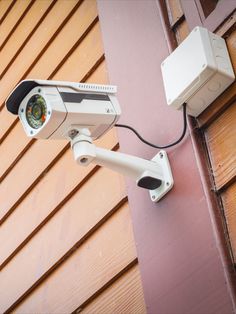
[115,103,187,149]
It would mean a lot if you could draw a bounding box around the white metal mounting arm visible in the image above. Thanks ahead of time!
[70,133,174,202]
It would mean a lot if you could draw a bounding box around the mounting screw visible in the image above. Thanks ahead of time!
[30,130,33,135]
[159,152,163,158]
[20,108,24,113]
[68,129,79,139]
[48,111,51,115]
[166,182,170,186]
[80,157,88,164]
[38,88,41,93]
[152,195,156,200]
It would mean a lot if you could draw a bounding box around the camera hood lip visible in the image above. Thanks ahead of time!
[6,79,117,115]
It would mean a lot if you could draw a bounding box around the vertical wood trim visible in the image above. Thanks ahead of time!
[157,0,178,53]
[181,0,236,32]
[180,0,202,29]
[202,2,236,32]
[166,0,184,26]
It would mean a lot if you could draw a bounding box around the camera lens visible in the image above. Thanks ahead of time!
[32,103,43,120]
[26,94,47,129]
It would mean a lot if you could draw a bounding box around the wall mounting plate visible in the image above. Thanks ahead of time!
[149,150,174,202]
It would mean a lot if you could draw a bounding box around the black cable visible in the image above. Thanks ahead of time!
[115,102,187,149]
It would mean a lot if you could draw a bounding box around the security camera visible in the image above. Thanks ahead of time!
[6,79,120,140]
[6,79,174,202]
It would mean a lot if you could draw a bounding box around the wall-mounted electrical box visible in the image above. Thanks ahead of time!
[161,26,235,117]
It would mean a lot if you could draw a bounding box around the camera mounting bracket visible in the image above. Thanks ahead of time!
[149,150,174,202]
[70,129,174,202]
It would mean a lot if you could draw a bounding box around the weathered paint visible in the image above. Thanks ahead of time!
[97,1,235,313]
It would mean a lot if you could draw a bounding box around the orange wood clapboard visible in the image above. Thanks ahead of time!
[0,0,146,312]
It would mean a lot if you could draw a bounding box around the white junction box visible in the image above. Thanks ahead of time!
[161,26,235,117]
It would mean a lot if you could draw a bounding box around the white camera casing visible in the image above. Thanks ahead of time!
[6,79,121,140]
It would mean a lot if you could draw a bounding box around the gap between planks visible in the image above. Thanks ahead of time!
[0,0,84,110]
[72,258,139,314]
[0,0,36,52]
[0,0,58,81]
[0,0,17,25]
[4,196,129,314]
[0,143,120,270]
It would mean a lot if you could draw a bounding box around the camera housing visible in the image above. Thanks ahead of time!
[6,79,121,140]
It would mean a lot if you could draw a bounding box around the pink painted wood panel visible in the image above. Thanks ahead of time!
[97,1,235,313]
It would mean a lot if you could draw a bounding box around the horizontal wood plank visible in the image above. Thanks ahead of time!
[0,19,102,140]
[50,24,103,81]
[0,0,32,49]
[0,59,108,220]
[205,100,236,190]
[0,50,106,182]
[0,106,16,140]
[0,129,118,268]
[0,0,15,22]
[1,203,135,313]
[197,29,236,128]
[86,59,108,83]
[221,182,236,262]
[0,0,79,121]
[0,139,67,221]
[26,0,98,79]
[0,0,55,76]
[0,121,31,180]
[0,1,139,313]
[81,264,146,314]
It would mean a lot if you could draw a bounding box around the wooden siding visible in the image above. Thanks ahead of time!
[0,0,146,312]
[166,1,236,264]
[221,183,236,262]
[81,264,146,314]
[202,26,236,264]
[205,100,236,190]
[12,204,137,313]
